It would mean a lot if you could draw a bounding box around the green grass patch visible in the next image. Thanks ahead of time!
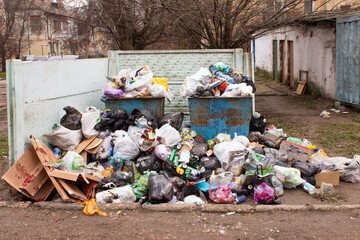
[254,68,273,82]
[0,136,8,156]
[350,113,360,123]
[266,117,305,137]
[0,71,5,79]
[314,123,360,156]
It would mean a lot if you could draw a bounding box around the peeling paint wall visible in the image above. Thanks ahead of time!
[255,23,336,98]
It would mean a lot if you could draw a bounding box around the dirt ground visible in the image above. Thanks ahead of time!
[1,207,360,239]
[1,78,360,239]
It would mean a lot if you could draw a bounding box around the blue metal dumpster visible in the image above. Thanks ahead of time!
[105,97,165,119]
[188,97,252,140]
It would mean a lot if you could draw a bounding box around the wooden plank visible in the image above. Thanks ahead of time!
[288,41,294,87]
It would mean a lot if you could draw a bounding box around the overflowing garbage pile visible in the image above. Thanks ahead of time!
[3,106,360,207]
[101,65,172,101]
[180,62,256,98]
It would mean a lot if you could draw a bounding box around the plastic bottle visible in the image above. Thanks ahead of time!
[302,182,316,195]
[53,147,62,159]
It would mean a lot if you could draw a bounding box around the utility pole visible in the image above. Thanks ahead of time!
[27,24,31,55]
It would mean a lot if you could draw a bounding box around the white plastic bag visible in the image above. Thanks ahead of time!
[180,67,211,98]
[155,124,181,146]
[127,125,158,151]
[273,165,305,188]
[149,84,167,97]
[187,67,212,82]
[62,151,87,173]
[154,144,172,161]
[180,78,202,98]
[96,185,136,203]
[112,130,140,161]
[129,65,154,91]
[213,141,246,170]
[81,107,100,139]
[44,124,83,151]
[209,171,233,185]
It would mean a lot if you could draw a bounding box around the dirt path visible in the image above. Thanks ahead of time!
[0,206,359,239]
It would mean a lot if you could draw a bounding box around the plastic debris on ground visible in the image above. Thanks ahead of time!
[2,67,359,210]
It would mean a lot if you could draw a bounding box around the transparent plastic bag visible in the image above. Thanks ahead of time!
[62,151,87,173]
[213,141,246,170]
[209,171,233,186]
[44,124,83,151]
[81,107,100,138]
[156,124,181,146]
[112,130,139,161]
[149,84,166,97]
[273,165,305,188]
[96,185,136,203]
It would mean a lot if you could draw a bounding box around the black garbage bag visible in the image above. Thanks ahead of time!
[293,160,321,185]
[127,109,158,129]
[111,109,129,131]
[97,177,127,190]
[248,131,264,143]
[200,156,221,170]
[110,109,128,120]
[158,112,184,130]
[162,159,180,178]
[94,118,115,131]
[191,142,208,157]
[113,161,135,184]
[191,86,214,98]
[135,152,161,174]
[179,184,206,201]
[148,174,174,204]
[249,116,267,134]
[60,106,82,130]
[241,76,256,93]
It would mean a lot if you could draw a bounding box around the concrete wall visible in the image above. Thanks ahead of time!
[255,22,336,98]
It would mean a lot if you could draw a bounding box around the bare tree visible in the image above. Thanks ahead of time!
[0,0,23,71]
[160,0,353,49]
[90,0,169,50]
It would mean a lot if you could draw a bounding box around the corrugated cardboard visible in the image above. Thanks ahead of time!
[315,171,340,187]
[30,136,70,202]
[1,146,54,200]
[49,169,100,184]
[58,179,88,201]
[75,137,103,163]
[280,140,314,162]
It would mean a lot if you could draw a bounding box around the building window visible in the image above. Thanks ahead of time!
[53,20,62,32]
[304,0,314,14]
[30,15,42,33]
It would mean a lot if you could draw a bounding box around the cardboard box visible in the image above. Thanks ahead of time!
[2,136,102,202]
[1,146,54,200]
[280,140,314,162]
[315,171,340,187]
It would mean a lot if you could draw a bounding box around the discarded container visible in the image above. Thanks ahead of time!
[188,97,252,140]
[105,97,165,119]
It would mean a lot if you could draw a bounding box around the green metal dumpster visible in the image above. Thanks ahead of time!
[188,97,252,140]
[105,97,165,119]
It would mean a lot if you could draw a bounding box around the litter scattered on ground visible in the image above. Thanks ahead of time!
[2,62,359,215]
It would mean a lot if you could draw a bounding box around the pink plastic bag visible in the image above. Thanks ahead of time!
[209,183,234,204]
[253,182,276,204]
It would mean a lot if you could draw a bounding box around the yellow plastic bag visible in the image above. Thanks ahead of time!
[82,198,107,216]
[152,77,168,91]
